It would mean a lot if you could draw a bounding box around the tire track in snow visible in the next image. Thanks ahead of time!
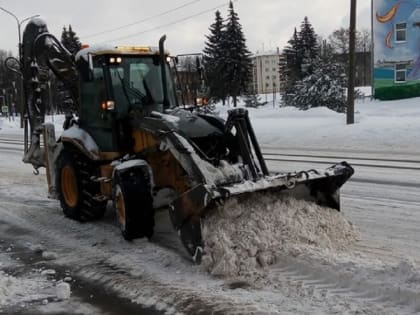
[0,197,274,314]
[263,255,420,315]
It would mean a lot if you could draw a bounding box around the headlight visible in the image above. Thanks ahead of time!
[196,97,208,106]
[101,100,115,111]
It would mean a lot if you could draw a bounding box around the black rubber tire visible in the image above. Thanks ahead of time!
[112,166,154,241]
[55,149,107,221]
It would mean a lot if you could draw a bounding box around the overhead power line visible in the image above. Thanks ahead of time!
[99,1,232,44]
[83,0,202,39]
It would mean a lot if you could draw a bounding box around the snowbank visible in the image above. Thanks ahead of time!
[215,96,420,153]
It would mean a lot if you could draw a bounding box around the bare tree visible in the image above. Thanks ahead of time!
[328,27,371,54]
[357,28,371,53]
[329,27,349,54]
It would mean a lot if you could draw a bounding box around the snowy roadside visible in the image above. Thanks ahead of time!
[216,96,420,154]
[2,95,419,154]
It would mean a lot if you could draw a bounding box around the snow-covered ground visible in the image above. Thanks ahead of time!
[215,93,420,154]
[0,94,420,314]
[2,89,418,153]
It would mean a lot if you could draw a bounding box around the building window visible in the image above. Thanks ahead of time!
[395,63,406,82]
[266,75,270,80]
[265,68,269,72]
[395,22,407,42]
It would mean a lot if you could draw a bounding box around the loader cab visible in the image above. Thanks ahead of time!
[76,45,177,152]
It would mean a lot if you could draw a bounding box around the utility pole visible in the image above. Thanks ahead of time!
[347,0,356,125]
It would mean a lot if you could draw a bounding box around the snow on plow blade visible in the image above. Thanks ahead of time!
[169,161,354,263]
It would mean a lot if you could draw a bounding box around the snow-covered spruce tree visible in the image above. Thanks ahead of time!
[203,10,226,103]
[281,28,302,106]
[299,16,319,78]
[222,1,252,107]
[282,16,320,107]
[60,25,81,55]
[290,53,347,112]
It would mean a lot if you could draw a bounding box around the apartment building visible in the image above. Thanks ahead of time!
[251,50,284,94]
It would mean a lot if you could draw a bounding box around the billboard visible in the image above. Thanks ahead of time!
[372,0,420,99]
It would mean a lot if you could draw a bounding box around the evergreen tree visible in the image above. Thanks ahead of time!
[222,1,252,107]
[60,25,81,55]
[280,28,301,105]
[282,16,320,107]
[299,16,319,77]
[203,10,226,103]
[289,52,347,112]
[56,25,81,113]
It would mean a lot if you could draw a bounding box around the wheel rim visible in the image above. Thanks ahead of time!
[61,165,78,208]
[115,185,126,230]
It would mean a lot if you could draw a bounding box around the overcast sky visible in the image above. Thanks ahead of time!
[0,0,371,56]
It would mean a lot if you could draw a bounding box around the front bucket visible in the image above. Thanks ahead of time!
[169,161,354,262]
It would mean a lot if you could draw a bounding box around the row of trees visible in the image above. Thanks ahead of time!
[1,10,369,115]
[201,7,369,112]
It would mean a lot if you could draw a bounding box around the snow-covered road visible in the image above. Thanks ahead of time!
[1,133,420,314]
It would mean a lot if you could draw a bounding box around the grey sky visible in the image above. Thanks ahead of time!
[0,0,371,56]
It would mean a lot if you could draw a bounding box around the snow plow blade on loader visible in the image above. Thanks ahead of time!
[168,108,354,263]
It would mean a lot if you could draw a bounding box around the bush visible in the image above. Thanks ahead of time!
[374,83,420,100]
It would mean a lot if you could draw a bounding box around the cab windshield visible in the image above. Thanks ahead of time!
[108,56,176,113]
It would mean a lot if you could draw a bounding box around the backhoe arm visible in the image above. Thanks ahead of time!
[21,17,78,170]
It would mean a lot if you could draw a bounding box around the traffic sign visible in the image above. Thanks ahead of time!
[1,106,8,113]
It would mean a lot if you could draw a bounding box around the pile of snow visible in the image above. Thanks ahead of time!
[202,194,358,279]
[0,271,51,306]
[55,282,71,300]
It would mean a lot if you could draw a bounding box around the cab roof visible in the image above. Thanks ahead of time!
[75,43,168,62]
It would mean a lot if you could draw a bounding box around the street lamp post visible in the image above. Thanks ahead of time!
[0,7,39,129]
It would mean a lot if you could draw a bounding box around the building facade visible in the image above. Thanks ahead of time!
[372,0,420,100]
[251,50,284,94]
